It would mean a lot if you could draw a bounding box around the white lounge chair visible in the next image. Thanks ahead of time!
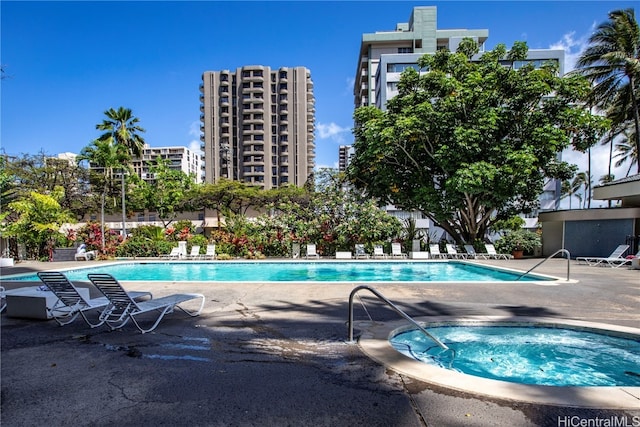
[305,244,320,259]
[484,244,511,260]
[187,245,201,260]
[445,244,467,259]
[162,247,182,260]
[204,244,216,260]
[37,271,152,327]
[391,243,407,259]
[373,245,387,259]
[463,245,479,259]
[576,245,631,267]
[429,244,446,259]
[74,244,96,261]
[354,244,369,259]
[88,273,205,334]
[602,251,640,268]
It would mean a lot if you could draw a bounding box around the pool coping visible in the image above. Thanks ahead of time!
[0,259,569,285]
[356,315,640,409]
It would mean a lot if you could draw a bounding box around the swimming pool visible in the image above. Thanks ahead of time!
[5,261,552,282]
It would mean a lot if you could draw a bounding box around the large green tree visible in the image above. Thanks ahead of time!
[573,8,640,173]
[2,152,91,219]
[135,157,195,227]
[348,41,605,244]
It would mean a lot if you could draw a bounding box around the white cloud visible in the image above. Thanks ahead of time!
[188,120,201,138]
[549,25,594,73]
[187,121,203,155]
[316,122,351,143]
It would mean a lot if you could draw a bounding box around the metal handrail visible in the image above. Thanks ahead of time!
[347,285,449,351]
[515,249,571,281]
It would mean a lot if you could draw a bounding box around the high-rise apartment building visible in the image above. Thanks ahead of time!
[355,6,489,109]
[85,144,202,184]
[200,66,315,189]
[353,5,565,221]
[133,145,202,184]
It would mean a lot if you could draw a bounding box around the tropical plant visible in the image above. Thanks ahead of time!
[495,229,541,255]
[348,40,602,244]
[78,138,130,250]
[3,188,75,260]
[573,8,640,174]
[613,128,639,176]
[96,107,146,157]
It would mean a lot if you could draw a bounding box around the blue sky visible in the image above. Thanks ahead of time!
[1,1,636,200]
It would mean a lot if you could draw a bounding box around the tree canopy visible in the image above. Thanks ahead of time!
[347,41,606,243]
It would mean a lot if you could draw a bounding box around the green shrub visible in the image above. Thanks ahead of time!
[495,229,541,255]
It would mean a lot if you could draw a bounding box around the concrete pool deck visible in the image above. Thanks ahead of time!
[1,258,639,426]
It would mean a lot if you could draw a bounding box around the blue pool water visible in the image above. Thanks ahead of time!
[6,261,549,282]
[391,325,640,386]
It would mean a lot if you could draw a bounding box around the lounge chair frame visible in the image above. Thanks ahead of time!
[484,244,511,260]
[354,244,369,259]
[305,244,320,259]
[576,245,630,267]
[88,273,205,334]
[37,271,152,327]
[429,244,446,259]
[204,244,217,260]
[391,243,407,259]
[373,245,387,259]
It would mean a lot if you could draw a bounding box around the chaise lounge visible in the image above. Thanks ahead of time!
[576,245,634,268]
[37,271,152,327]
[88,273,205,333]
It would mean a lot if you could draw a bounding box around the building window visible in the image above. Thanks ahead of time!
[387,63,421,73]
[137,213,145,222]
[398,47,412,53]
[253,70,263,77]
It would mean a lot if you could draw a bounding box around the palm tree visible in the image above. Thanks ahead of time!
[599,173,616,207]
[78,138,130,250]
[561,172,587,209]
[573,8,640,173]
[614,128,639,176]
[96,107,146,157]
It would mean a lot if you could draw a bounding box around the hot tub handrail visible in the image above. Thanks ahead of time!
[515,248,571,281]
[347,284,449,351]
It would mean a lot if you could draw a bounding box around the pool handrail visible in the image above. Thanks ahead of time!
[515,248,571,281]
[347,284,449,351]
